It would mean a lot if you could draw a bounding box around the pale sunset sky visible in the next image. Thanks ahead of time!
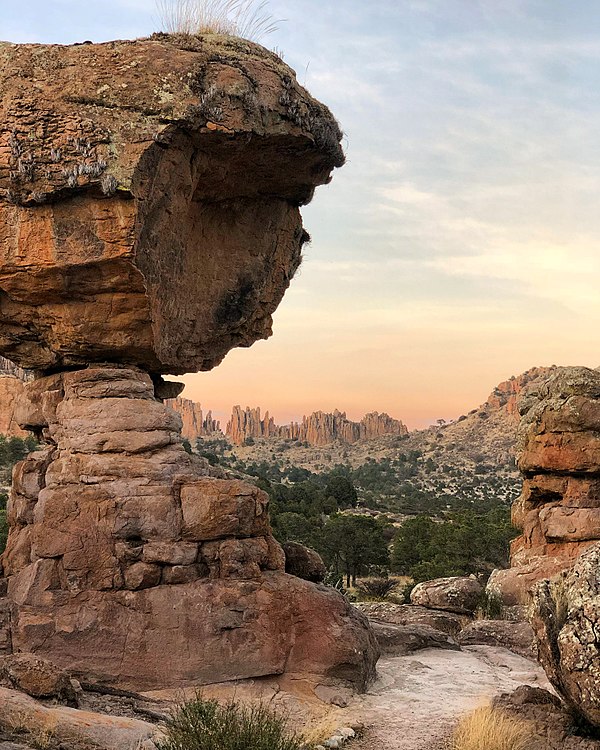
[5,1,600,428]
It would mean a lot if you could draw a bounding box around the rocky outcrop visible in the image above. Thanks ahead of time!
[530,542,600,729]
[0,36,343,375]
[458,620,536,660]
[0,37,379,695]
[165,397,221,441]
[494,367,600,605]
[1,366,377,691]
[226,406,408,446]
[0,356,31,439]
[410,576,483,615]
[283,542,326,583]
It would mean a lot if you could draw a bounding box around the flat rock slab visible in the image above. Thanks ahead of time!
[343,645,552,750]
[0,687,156,750]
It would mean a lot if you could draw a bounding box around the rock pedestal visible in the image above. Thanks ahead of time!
[0,37,378,693]
[2,366,377,690]
[490,367,600,605]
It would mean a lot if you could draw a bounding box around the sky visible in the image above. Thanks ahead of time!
[4,0,600,429]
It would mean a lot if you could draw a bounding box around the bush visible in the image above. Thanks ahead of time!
[356,577,397,601]
[156,695,307,750]
[449,706,529,750]
[0,509,7,556]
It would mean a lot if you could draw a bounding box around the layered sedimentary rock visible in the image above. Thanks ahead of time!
[490,367,600,605]
[0,35,343,375]
[0,37,379,693]
[530,542,600,729]
[166,397,220,441]
[2,366,377,690]
[226,405,408,446]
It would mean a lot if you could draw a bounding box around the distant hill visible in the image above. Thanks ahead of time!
[191,367,554,517]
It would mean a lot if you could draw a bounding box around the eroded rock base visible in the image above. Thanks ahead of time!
[0,365,377,691]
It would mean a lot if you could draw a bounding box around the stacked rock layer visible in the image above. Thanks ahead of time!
[0,36,378,692]
[490,367,600,605]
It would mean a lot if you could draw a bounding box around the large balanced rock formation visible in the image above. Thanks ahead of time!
[530,542,600,729]
[226,405,408,446]
[0,37,378,693]
[0,35,343,374]
[489,367,600,606]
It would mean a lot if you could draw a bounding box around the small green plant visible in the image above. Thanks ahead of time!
[156,695,308,750]
[477,589,504,620]
[356,577,397,601]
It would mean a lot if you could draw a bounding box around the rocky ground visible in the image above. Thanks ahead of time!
[346,646,551,750]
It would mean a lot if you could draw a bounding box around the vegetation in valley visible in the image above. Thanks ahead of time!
[156,694,307,750]
[192,436,519,587]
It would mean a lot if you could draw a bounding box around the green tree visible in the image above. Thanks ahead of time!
[324,475,358,508]
[317,514,389,586]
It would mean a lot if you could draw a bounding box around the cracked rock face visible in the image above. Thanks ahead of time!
[0,35,343,374]
[530,542,600,729]
[492,367,600,606]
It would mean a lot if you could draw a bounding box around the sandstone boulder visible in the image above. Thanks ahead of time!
[0,36,343,375]
[2,365,378,691]
[0,654,77,705]
[283,542,326,583]
[353,602,466,636]
[457,620,536,660]
[410,576,483,614]
[530,541,600,729]
[369,621,460,657]
[0,686,156,750]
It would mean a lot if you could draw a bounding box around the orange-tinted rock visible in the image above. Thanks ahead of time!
[165,397,221,441]
[2,365,378,691]
[226,405,408,446]
[0,37,343,375]
[497,367,600,605]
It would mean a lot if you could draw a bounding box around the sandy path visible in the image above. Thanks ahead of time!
[344,645,551,750]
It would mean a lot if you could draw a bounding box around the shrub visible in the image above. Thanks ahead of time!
[156,695,307,750]
[356,577,397,601]
[477,589,503,620]
[156,0,278,41]
[449,706,529,750]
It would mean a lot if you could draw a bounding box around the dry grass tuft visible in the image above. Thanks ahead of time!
[448,706,531,750]
[156,0,279,41]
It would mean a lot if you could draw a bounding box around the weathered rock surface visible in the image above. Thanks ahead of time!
[0,686,157,750]
[283,541,326,583]
[1,365,378,691]
[0,36,343,375]
[457,620,536,660]
[369,621,460,657]
[530,541,600,729]
[226,406,408,446]
[354,602,467,636]
[410,576,483,614]
[165,397,220,441]
[498,367,600,605]
[495,686,600,749]
[0,654,77,705]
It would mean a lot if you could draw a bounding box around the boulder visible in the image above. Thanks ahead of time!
[0,36,343,375]
[458,620,536,660]
[369,621,460,657]
[494,685,599,749]
[410,576,483,614]
[0,686,156,750]
[2,366,378,691]
[0,654,77,705]
[283,542,326,583]
[530,541,600,729]
[353,602,466,636]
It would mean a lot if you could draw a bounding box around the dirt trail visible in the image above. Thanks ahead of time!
[344,645,551,750]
